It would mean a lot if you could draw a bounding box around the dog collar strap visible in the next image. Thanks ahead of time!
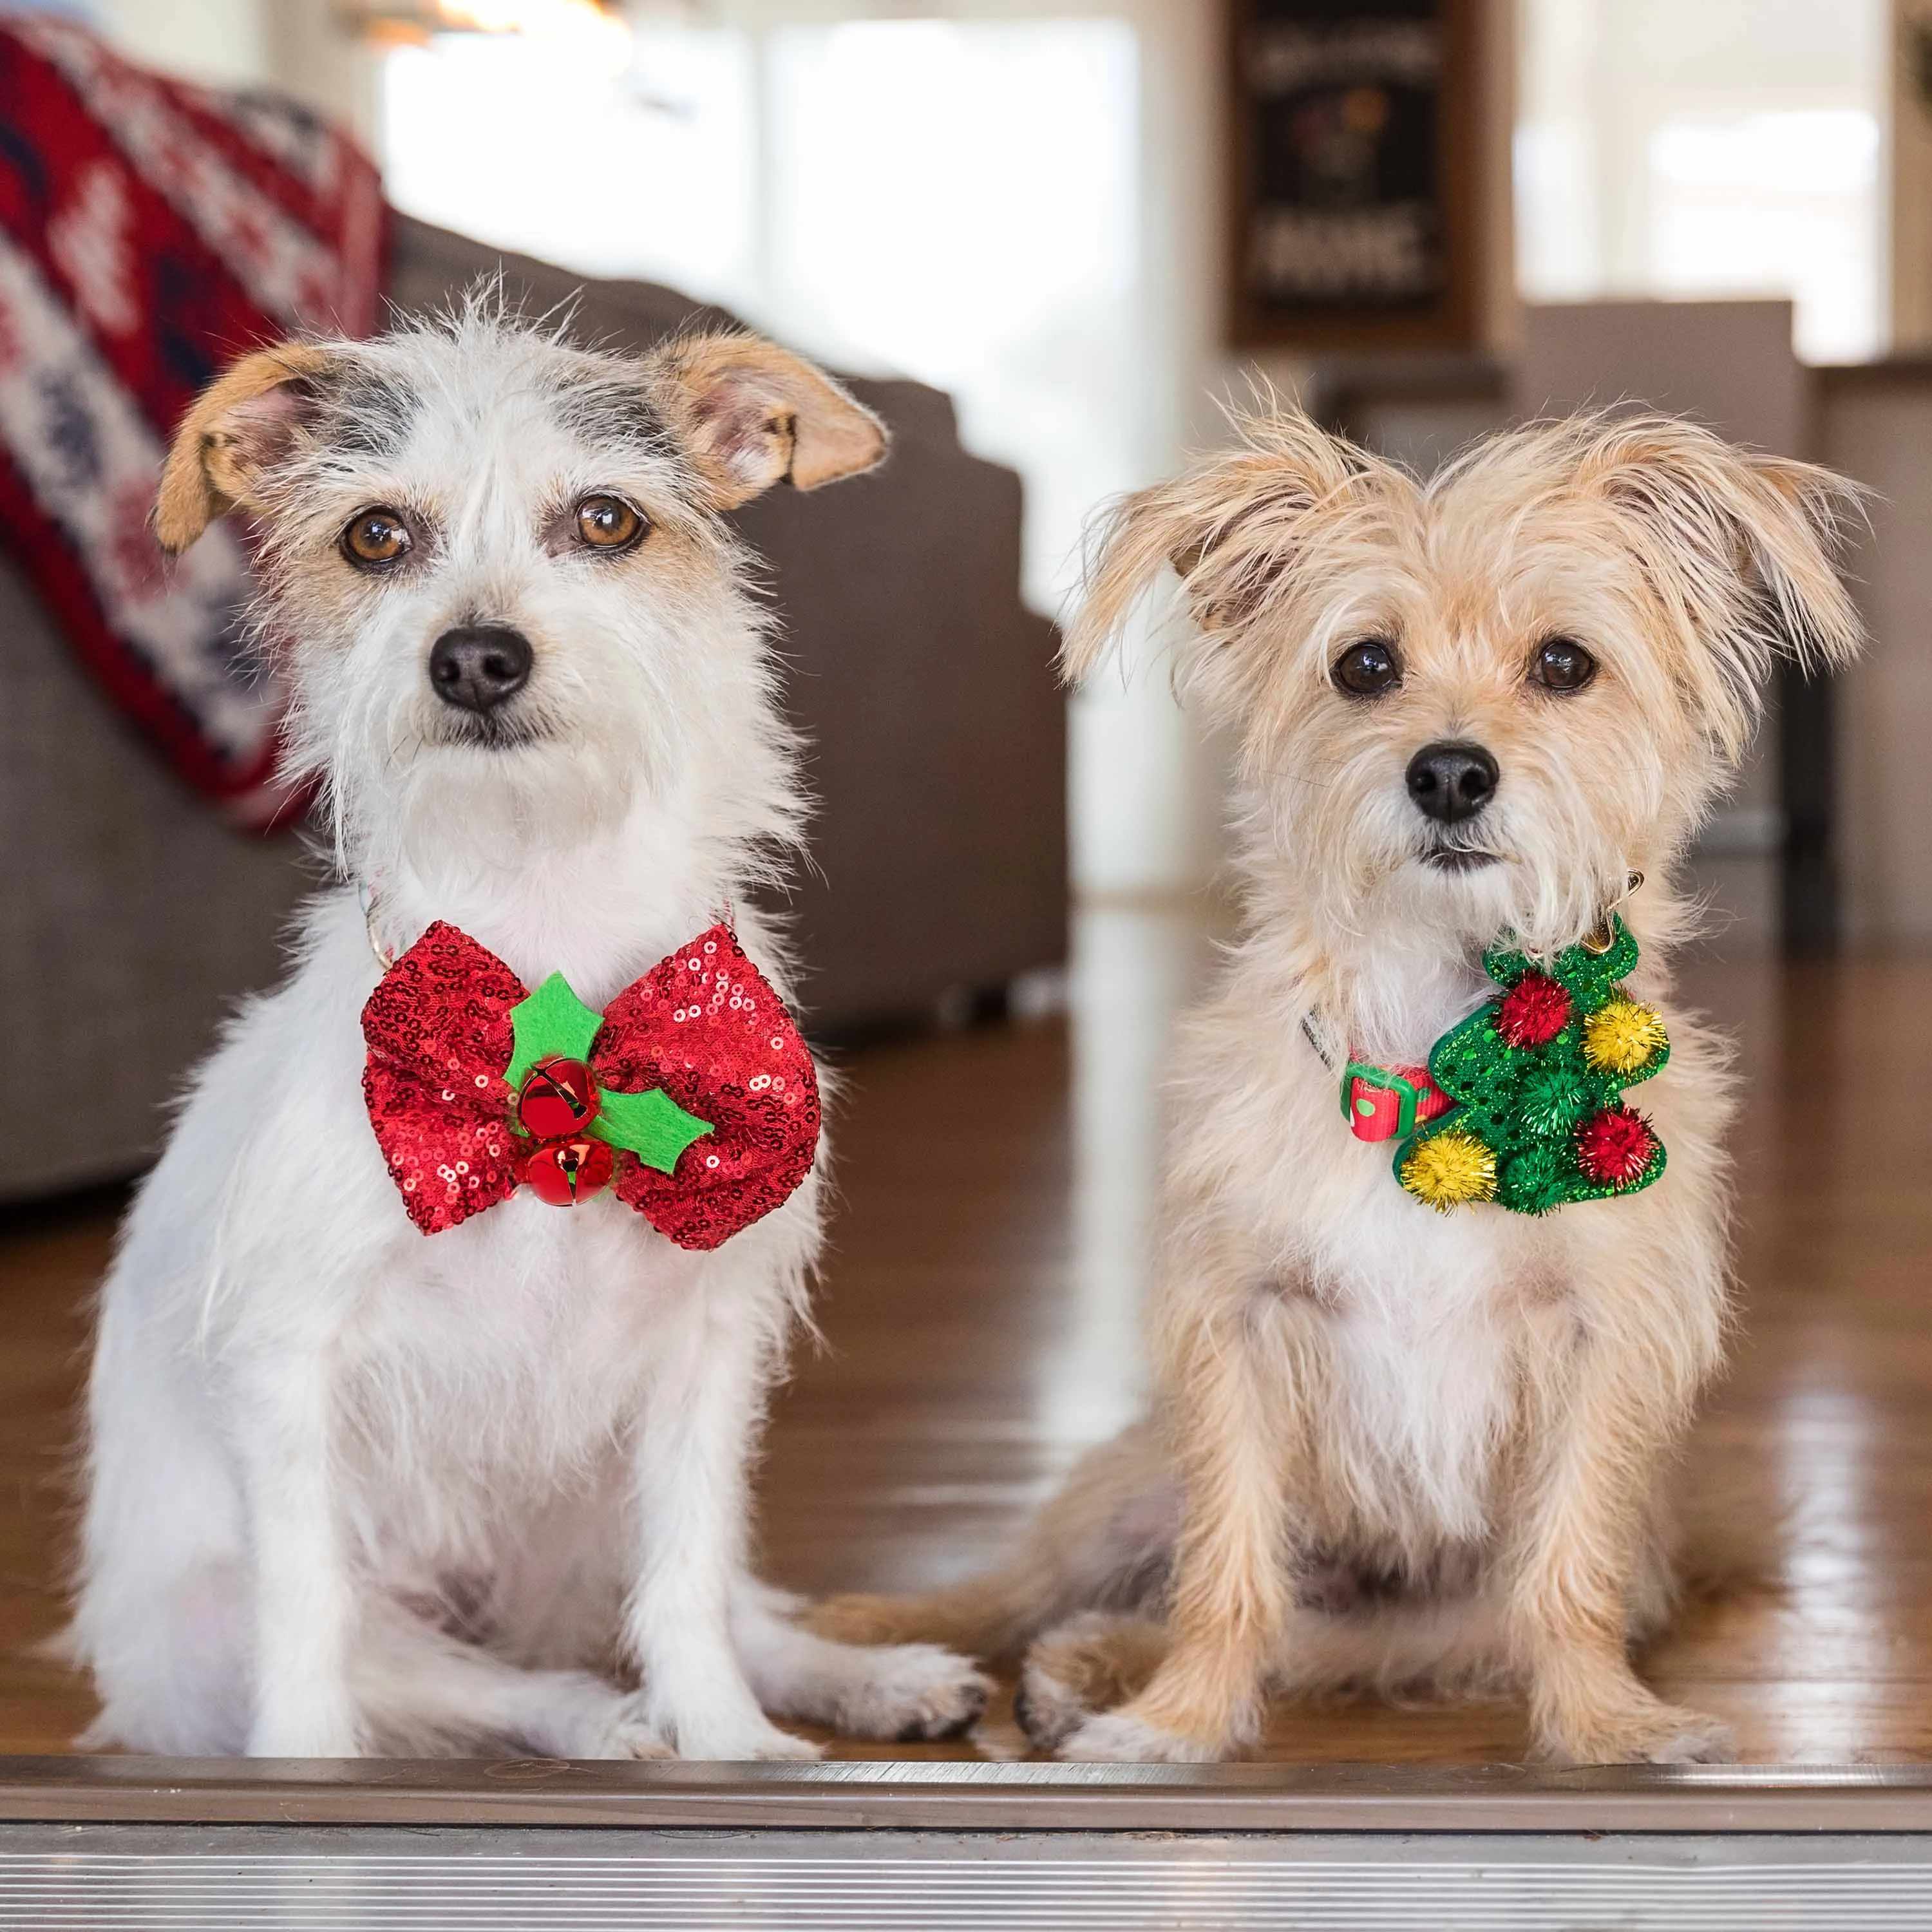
[1341,1060,1455,1142]
[361,921,818,1249]
[1394,914,1669,1215]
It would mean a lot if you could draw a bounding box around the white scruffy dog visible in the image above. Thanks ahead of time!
[73,299,989,1760]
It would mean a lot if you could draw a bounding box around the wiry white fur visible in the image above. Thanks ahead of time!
[73,299,988,1759]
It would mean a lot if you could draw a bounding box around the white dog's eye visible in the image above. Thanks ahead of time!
[574,494,647,552]
[1531,637,1598,693]
[1331,639,1401,697]
[341,507,412,570]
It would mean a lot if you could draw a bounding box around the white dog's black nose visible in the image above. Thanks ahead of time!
[429,625,533,713]
[1406,740,1498,823]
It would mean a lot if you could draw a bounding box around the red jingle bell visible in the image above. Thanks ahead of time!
[522,1135,616,1206]
[518,1057,600,1141]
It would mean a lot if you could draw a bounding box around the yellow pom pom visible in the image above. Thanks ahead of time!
[1583,998,1669,1075]
[1399,1128,1498,1212]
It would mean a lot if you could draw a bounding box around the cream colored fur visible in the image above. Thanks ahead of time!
[812,406,1865,1765]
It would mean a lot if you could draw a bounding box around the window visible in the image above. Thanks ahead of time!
[383,15,1141,612]
[1516,0,1888,362]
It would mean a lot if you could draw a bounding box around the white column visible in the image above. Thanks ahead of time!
[260,1,384,148]
[1069,0,1227,903]
[97,0,378,146]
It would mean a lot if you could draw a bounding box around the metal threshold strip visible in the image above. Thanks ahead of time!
[3,1754,1932,1833]
[12,1828,1932,1931]
[13,1765,1932,1929]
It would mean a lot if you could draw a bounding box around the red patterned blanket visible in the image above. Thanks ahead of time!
[0,16,384,823]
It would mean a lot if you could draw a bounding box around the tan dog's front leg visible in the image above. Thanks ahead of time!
[1508,1300,1730,1766]
[1058,1293,1304,1763]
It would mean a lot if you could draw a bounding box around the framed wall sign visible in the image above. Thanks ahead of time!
[1227,0,1482,350]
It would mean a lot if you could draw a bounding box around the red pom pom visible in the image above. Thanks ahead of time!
[1497,971,1572,1048]
[522,1136,615,1206]
[1575,1105,1658,1188]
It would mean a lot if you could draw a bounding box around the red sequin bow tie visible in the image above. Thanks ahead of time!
[361,922,819,1249]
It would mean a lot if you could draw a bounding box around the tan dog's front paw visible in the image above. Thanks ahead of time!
[1537,1694,1735,1766]
[1014,1613,1168,1752]
[1057,1709,1222,1763]
[1012,1649,1090,1752]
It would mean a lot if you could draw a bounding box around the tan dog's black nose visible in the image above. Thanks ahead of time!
[1406,740,1497,823]
[428,625,533,712]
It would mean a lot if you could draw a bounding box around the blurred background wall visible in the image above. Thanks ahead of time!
[95,0,1242,907]
[23,0,1932,943]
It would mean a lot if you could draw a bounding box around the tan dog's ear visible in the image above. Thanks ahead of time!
[155,341,338,554]
[649,333,887,511]
[1582,416,1868,759]
[1064,409,1374,685]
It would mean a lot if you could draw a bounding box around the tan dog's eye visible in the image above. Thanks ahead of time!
[341,508,411,569]
[575,495,646,551]
[1332,639,1401,697]
[1532,638,1597,692]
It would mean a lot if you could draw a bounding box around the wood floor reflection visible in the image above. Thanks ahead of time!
[3,918,1931,1764]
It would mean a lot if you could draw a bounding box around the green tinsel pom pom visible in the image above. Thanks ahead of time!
[1518,1063,1591,1137]
[1502,1142,1573,1215]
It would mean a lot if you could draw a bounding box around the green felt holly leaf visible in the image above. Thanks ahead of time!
[592,1085,713,1175]
[506,972,605,1094]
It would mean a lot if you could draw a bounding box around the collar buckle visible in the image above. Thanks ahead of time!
[1341,1059,1454,1142]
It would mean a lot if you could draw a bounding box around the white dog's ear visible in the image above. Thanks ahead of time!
[1581,416,1868,758]
[155,341,339,554]
[1063,409,1374,685]
[650,332,887,510]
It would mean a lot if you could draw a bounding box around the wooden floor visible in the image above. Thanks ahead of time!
[6,911,1932,1765]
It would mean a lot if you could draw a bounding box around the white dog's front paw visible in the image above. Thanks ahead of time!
[247,1690,364,1759]
[840,1644,992,1742]
[577,1694,676,1761]
[659,1703,823,1761]
[694,1719,823,1761]
[1057,1710,1221,1764]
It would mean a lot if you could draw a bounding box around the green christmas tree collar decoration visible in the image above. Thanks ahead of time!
[1394,915,1669,1214]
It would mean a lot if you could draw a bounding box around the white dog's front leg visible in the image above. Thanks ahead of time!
[231,1354,363,1757]
[623,1293,817,1761]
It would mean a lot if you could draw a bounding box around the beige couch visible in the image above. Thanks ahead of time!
[0,216,1065,1201]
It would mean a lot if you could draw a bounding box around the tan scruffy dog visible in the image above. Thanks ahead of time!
[813,406,1866,1765]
